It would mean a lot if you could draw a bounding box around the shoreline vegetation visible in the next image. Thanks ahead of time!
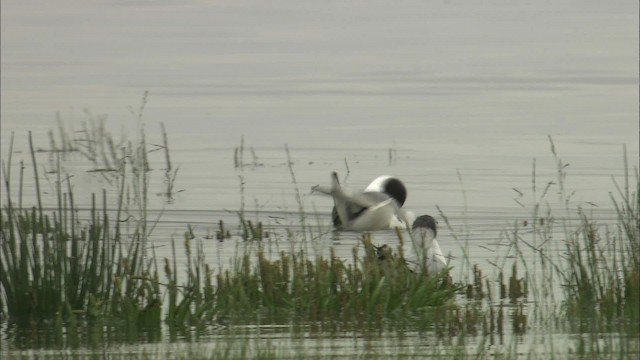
[1,120,638,359]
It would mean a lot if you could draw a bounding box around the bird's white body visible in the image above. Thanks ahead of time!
[313,173,411,231]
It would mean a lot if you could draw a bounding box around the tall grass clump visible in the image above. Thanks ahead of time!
[495,139,639,329]
[435,138,639,358]
[489,138,639,359]
[1,102,186,348]
[561,146,639,333]
[163,233,216,331]
[0,128,162,331]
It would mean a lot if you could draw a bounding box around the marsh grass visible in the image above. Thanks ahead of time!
[233,135,262,169]
[209,234,458,328]
[153,228,536,348]
[157,122,182,201]
[156,229,461,337]
[560,148,639,337]
[537,140,640,339]
[44,95,179,204]
[495,139,638,329]
[45,111,126,185]
[1,132,161,328]
[1,128,462,350]
[1,125,638,358]
[432,137,639,358]
[1,106,171,347]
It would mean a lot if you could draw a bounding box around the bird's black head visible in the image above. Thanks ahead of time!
[383,177,407,206]
[411,214,437,237]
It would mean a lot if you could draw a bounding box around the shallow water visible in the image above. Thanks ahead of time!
[1,0,638,357]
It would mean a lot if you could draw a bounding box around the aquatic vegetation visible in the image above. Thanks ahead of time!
[560,146,639,336]
[434,138,639,358]
[0,126,638,359]
[47,110,126,181]
[213,235,457,326]
[233,135,262,169]
[159,122,183,202]
[0,132,161,328]
[0,130,459,346]
[529,140,640,335]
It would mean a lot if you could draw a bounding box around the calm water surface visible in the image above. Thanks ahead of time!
[1,0,638,357]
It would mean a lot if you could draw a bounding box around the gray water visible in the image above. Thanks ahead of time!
[1,0,638,357]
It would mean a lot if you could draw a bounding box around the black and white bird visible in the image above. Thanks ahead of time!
[406,214,447,274]
[312,172,448,273]
[312,172,412,231]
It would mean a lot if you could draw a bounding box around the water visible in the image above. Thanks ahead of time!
[1,0,638,357]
